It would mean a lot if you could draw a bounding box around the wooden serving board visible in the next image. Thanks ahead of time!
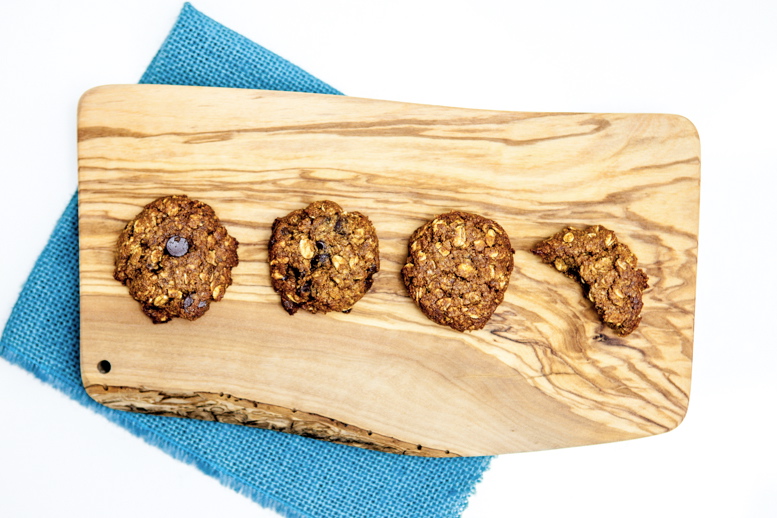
[77,84,699,457]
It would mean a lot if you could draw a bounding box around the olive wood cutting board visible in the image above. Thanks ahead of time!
[77,84,699,457]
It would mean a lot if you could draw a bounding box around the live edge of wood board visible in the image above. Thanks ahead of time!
[77,84,699,457]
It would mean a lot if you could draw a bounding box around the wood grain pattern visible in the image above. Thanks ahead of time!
[77,84,699,456]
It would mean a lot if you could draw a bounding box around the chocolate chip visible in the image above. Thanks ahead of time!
[334,217,347,235]
[281,298,299,315]
[166,236,189,257]
[315,240,327,250]
[183,295,194,309]
[198,301,208,308]
[311,253,330,270]
[297,280,312,296]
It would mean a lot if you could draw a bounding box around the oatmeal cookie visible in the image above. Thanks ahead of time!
[402,211,514,332]
[268,200,380,315]
[531,225,648,335]
[114,195,239,324]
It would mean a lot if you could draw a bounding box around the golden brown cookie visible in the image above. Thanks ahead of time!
[402,211,514,332]
[268,200,380,315]
[531,225,648,336]
[114,195,239,324]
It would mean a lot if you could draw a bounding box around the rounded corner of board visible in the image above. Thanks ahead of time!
[665,113,701,142]
[78,84,122,106]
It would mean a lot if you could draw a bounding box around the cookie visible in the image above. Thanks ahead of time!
[531,225,648,336]
[268,200,380,315]
[114,195,239,324]
[402,211,514,332]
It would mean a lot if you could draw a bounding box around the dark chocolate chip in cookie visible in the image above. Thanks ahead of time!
[268,200,380,315]
[402,211,515,332]
[166,235,189,257]
[113,195,239,324]
[311,253,330,270]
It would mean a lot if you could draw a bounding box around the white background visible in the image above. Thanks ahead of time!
[1,1,776,516]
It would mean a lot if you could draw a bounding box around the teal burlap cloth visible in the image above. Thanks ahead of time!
[0,3,492,517]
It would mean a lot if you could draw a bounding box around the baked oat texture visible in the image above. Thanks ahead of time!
[268,200,380,315]
[402,211,515,332]
[114,195,239,324]
[531,225,648,336]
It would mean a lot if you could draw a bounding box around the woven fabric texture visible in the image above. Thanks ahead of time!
[0,3,491,518]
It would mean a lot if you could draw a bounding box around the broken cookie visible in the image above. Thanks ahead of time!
[531,225,648,335]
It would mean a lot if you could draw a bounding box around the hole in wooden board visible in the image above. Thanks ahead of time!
[97,360,112,374]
